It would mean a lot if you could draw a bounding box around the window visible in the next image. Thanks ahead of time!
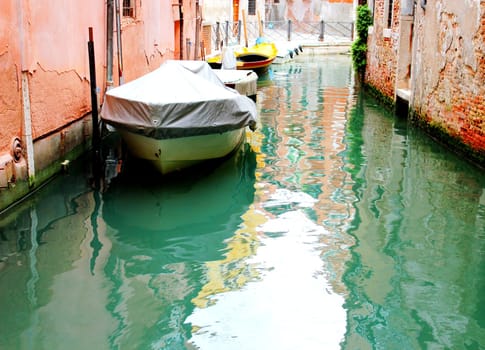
[371,0,376,22]
[248,0,256,15]
[123,0,135,17]
[387,0,394,28]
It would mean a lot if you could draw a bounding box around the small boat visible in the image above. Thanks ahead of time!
[207,42,277,73]
[273,41,304,64]
[235,42,277,72]
[101,60,257,175]
[213,69,258,101]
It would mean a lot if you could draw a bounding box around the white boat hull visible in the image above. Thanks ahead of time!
[213,70,258,101]
[119,128,246,174]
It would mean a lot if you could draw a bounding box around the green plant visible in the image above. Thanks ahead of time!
[351,4,372,73]
[351,40,367,73]
[355,4,372,43]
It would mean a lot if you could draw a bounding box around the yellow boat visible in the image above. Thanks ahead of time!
[208,42,278,73]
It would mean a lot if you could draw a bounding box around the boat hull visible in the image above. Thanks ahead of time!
[236,56,275,72]
[207,42,277,73]
[118,128,247,174]
[213,70,258,101]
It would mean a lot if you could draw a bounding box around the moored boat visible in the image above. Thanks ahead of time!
[236,42,278,69]
[273,41,304,64]
[207,42,277,74]
[100,60,257,175]
[213,69,258,101]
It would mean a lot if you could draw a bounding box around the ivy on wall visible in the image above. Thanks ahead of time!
[351,5,372,74]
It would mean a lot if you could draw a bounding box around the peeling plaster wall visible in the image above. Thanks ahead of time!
[411,0,485,157]
[321,0,354,22]
[0,0,198,209]
[286,0,320,22]
[26,1,106,140]
[28,67,91,138]
[266,0,353,23]
[0,1,24,154]
[119,0,178,82]
[203,0,232,23]
[202,0,265,23]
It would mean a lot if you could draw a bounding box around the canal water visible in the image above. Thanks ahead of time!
[1,54,484,350]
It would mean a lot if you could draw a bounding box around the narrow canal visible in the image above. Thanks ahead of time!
[1,54,484,350]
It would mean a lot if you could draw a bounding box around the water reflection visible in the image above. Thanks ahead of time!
[1,54,485,350]
[101,144,257,348]
[0,145,257,349]
[341,95,485,349]
[0,162,114,350]
[187,55,356,349]
[103,145,256,260]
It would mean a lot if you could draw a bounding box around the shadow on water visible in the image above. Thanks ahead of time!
[102,142,257,266]
[0,135,257,349]
[99,143,257,348]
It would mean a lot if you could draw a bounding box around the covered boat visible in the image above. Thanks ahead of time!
[100,60,257,174]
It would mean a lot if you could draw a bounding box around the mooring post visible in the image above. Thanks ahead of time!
[88,27,101,184]
[216,22,221,50]
[237,20,242,44]
[225,21,229,47]
[287,20,292,41]
[319,20,325,41]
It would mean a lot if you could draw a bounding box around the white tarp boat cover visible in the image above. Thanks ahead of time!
[101,60,257,139]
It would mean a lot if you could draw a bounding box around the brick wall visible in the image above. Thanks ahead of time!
[365,0,401,99]
[411,0,485,162]
[365,0,485,164]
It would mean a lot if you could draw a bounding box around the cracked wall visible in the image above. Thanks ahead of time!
[0,0,198,209]
[411,0,485,157]
[0,2,23,155]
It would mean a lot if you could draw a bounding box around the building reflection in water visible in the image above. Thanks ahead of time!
[187,55,357,349]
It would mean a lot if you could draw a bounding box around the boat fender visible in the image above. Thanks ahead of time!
[294,48,299,56]
[289,50,294,59]
[299,45,303,53]
[249,120,257,131]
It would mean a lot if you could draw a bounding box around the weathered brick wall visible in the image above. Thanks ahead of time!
[411,0,485,162]
[365,0,401,99]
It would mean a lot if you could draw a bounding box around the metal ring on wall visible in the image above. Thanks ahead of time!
[11,137,23,163]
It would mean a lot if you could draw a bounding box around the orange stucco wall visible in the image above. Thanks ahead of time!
[0,0,198,208]
[0,1,24,154]
[0,1,106,153]
[0,0,197,156]
[119,0,179,82]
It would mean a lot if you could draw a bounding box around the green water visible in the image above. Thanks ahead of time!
[0,55,484,350]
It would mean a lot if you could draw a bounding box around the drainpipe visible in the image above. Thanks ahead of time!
[106,0,114,89]
[194,0,200,59]
[17,0,35,185]
[179,0,184,59]
[115,0,124,84]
